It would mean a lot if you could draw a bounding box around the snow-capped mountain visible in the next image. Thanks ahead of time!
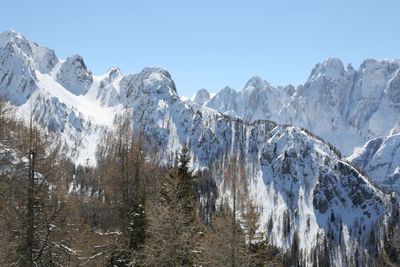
[0,30,396,266]
[193,58,400,157]
[202,77,288,122]
[348,134,400,194]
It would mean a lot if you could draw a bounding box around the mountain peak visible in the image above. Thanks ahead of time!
[56,54,93,96]
[0,30,32,54]
[323,57,344,67]
[140,67,176,94]
[0,30,26,45]
[67,55,88,68]
[359,58,398,73]
[308,57,345,82]
[221,85,236,92]
[193,88,210,105]
[118,66,177,101]
[108,66,120,73]
[0,30,59,74]
[243,75,265,90]
[104,66,121,82]
[140,67,172,80]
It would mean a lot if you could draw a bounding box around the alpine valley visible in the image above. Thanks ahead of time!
[1,30,399,267]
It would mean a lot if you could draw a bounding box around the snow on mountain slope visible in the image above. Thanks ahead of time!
[204,77,284,122]
[244,125,389,265]
[0,30,185,165]
[0,31,396,266]
[0,30,123,165]
[193,58,400,156]
[0,31,39,105]
[348,134,400,194]
[200,118,391,265]
[0,30,59,76]
[190,58,400,196]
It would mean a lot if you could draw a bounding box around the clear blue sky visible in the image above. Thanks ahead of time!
[1,0,399,97]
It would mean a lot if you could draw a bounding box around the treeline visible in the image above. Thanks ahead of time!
[0,104,282,266]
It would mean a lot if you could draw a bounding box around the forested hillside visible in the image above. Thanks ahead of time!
[0,100,286,266]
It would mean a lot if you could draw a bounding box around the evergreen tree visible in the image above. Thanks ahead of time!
[142,145,200,266]
[176,143,196,220]
[242,198,283,266]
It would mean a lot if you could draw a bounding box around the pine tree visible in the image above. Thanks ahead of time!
[243,200,261,251]
[199,210,247,267]
[142,145,200,266]
[242,195,283,266]
[177,143,196,220]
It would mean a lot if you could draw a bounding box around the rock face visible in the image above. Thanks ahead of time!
[0,31,60,105]
[205,77,283,122]
[0,31,38,105]
[192,58,400,156]
[348,134,400,194]
[0,31,396,266]
[193,88,210,105]
[56,55,93,95]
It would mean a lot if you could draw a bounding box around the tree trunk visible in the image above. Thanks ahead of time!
[26,122,35,267]
[231,161,237,267]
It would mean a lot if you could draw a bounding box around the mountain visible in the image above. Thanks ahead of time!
[193,58,400,157]
[0,30,396,266]
[348,134,400,194]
